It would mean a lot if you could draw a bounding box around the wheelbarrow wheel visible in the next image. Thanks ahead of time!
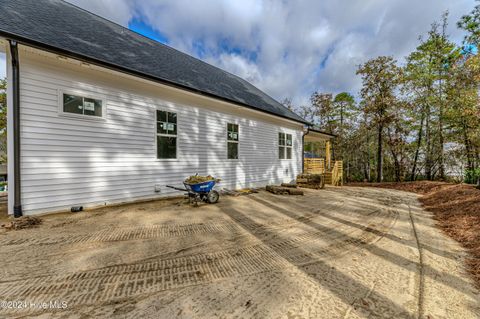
[207,190,219,204]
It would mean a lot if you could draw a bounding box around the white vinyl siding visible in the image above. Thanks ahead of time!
[14,49,303,214]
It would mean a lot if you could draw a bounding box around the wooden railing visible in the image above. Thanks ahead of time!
[304,158,343,186]
[304,158,325,174]
[331,160,343,186]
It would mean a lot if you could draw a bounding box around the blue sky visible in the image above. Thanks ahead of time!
[128,17,169,44]
[1,0,477,107]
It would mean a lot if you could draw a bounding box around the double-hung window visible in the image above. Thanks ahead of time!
[227,123,239,159]
[156,110,177,159]
[279,132,292,159]
[61,92,104,118]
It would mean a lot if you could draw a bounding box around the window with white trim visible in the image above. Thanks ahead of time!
[279,132,292,159]
[62,93,103,117]
[227,123,239,159]
[156,110,177,159]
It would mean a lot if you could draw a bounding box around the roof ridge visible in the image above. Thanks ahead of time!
[0,0,307,124]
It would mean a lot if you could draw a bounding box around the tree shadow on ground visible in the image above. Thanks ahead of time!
[258,191,459,261]
[219,200,414,318]
[246,193,475,298]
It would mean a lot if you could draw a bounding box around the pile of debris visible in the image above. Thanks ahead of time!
[221,188,260,196]
[1,216,42,230]
[184,174,218,184]
[296,173,325,189]
[266,184,304,195]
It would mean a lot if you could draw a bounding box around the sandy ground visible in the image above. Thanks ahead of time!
[0,187,479,318]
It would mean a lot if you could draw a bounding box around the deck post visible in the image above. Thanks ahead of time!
[326,140,331,170]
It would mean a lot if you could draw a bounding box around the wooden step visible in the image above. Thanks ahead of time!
[323,171,332,184]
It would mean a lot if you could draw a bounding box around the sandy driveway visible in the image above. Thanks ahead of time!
[0,187,479,318]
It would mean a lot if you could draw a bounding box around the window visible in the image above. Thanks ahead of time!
[156,110,177,159]
[279,132,292,159]
[227,123,239,159]
[62,93,103,117]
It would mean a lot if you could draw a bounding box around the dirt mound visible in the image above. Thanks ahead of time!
[184,175,216,184]
[1,216,42,230]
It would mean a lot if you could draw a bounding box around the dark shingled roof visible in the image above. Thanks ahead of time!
[0,0,307,124]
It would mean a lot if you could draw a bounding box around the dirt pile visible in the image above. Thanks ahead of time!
[1,216,42,230]
[184,175,216,184]
[266,185,304,195]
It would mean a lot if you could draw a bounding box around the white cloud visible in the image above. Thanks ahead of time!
[208,54,262,84]
[67,0,476,107]
[66,0,134,26]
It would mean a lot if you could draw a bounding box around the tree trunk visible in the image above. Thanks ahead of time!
[366,129,371,182]
[437,24,447,181]
[410,109,425,181]
[425,106,433,180]
[340,103,344,133]
[387,128,402,182]
[377,124,383,182]
[438,101,445,180]
[462,121,474,173]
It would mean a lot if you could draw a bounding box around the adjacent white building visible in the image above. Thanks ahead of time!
[0,0,315,215]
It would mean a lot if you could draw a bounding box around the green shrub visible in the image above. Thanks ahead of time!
[465,168,480,184]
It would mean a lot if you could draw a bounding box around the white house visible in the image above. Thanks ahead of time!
[0,0,338,216]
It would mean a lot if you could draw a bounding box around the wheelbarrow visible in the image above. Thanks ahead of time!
[166,179,220,206]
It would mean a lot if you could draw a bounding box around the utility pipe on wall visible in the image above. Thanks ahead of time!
[9,40,22,217]
[302,128,309,174]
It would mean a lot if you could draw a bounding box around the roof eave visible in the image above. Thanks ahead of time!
[0,31,309,125]
[306,127,337,138]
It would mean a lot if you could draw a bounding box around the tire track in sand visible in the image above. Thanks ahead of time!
[0,194,398,316]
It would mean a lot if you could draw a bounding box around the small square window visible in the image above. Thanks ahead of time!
[62,93,103,118]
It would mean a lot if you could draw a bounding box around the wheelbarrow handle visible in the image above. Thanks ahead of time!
[165,185,188,191]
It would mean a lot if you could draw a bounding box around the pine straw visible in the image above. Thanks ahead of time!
[348,181,480,288]
[420,184,480,287]
[347,181,450,195]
